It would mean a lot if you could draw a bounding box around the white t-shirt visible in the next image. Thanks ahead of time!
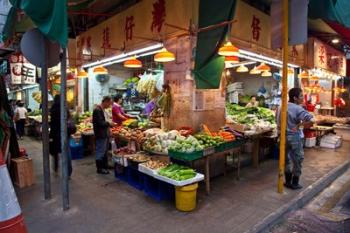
[15,107,27,119]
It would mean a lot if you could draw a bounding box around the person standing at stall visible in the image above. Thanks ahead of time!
[277,88,314,190]
[14,102,27,140]
[93,96,115,174]
[112,94,131,125]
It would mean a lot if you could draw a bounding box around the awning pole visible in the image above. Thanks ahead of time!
[41,34,51,199]
[278,0,289,193]
[60,48,70,210]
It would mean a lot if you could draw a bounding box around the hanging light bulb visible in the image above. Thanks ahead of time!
[225,69,231,77]
[298,70,309,79]
[261,70,272,77]
[288,68,294,75]
[123,56,142,68]
[249,66,261,74]
[93,66,108,74]
[218,41,239,56]
[256,62,270,72]
[224,56,239,65]
[236,64,248,73]
[154,48,175,62]
[309,75,319,81]
[76,69,88,78]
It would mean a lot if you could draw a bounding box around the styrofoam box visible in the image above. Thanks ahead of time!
[153,172,205,187]
[138,163,158,177]
[305,137,316,148]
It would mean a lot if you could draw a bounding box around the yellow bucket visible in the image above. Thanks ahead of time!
[175,183,198,212]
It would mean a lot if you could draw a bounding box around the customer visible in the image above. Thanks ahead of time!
[93,96,115,174]
[49,95,75,177]
[112,94,131,125]
[14,102,27,140]
[277,88,314,190]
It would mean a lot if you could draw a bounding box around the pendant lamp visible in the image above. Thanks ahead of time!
[257,63,270,72]
[123,56,142,68]
[224,56,239,64]
[288,68,294,75]
[309,75,319,81]
[236,64,248,73]
[154,48,175,62]
[261,70,272,77]
[77,69,88,78]
[298,70,309,79]
[218,41,239,56]
[249,66,261,74]
[93,66,108,74]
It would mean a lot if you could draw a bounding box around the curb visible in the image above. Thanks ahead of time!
[245,160,350,233]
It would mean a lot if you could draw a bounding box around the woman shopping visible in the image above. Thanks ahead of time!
[14,102,27,140]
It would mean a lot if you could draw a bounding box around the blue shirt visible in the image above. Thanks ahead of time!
[277,102,314,135]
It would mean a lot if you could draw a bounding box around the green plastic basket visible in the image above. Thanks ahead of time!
[168,150,203,161]
[215,139,245,152]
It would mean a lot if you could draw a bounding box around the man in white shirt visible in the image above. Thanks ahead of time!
[14,102,27,140]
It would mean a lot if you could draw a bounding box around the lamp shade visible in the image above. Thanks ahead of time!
[225,56,239,64]
[261,71,272,77]
[236,65,248,73]
[257,63,270,71]
[218,41,239,56]
[309,75,319,81]
[249,66,261,74]
[154,48,175,62]
[123,56,142,68]
[298,70,309,79]
[77,69,88,78]
[93,66,108,74]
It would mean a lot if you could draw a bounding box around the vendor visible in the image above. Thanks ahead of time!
[246,96,259,108]
[112,94,133,125]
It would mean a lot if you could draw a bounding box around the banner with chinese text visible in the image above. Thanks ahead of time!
[9,53,36,84]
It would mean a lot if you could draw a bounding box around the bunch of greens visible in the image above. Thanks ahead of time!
[195,134,224,148]
[168,135,204,153]
[158,164,196,181]
[226,103,275,125]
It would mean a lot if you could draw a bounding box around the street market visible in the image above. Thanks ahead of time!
[1,0,350,233]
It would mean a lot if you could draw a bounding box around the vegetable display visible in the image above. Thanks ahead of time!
[143,130,179,154]
[168,135,204,153]
[142,160,169,170]
[158,164,196,181]
[194,134,224,148]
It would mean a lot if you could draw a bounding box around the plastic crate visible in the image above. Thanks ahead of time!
[215,139,245,152]
[70,146,84,160]
[142,175,174,201]
[168,150,203,161]
[114,164,128,182]
[127,167,144,190]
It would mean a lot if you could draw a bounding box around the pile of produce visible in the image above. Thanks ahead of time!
[315,115,350,125]
[78,112,92,123]
[214,131,235,142]
[143,130,179,154]
[136,76,157,97]
[113,147,135,156]
[77,122,93,133]
[142,160,169,170]
[111,126,124,136]
[32,92,41,103]
[123,77,139,87]
[128,154,151,163]
[158,164,196,181]
[226,103,276,132]
[122,119,138,128]
[194,134,224,148]
[168,135,204,153]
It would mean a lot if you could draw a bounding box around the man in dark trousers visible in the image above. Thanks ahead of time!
[92,96,115,174]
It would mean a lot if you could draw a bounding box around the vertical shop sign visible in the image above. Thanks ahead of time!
[151,0,166,33]
[101,27,111,49]
[318,45,326,65]
[251,15,261,41]
[125,16,135,42]
[291,45,298,57]
[9,54,36,84]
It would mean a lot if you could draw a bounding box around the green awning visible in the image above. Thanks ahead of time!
[10,0,68,47]
[0,1,15,43]
[193,0,237,89]
[309,0,350,28]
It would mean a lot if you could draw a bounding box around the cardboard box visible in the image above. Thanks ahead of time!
[11,157,35,188]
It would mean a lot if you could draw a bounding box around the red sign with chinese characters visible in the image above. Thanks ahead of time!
[251,15,261,41]
[9,53,36,85]
[151,0,166,33]
[313,39,346,76]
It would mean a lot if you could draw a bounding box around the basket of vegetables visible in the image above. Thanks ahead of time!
[168,136,204,161]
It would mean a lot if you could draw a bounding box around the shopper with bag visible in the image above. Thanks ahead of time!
[14,102,27,140]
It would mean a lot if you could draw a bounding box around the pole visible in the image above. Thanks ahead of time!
[41,35,51,199]
[278,0,289,193]
[60,48,70,210]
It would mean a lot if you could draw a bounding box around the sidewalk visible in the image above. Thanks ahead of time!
[16,137,350,233]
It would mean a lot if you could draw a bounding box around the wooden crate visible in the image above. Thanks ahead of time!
[11,157,35,188]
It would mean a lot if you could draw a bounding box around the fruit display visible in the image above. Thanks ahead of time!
[123,77,139,87]
[78,111,92,123]
[194,134,225,148]
[142,160,169,170]
[77,122,93,133]
[32,92,41,103]
[158,164,196,181]
[122,119,138,128]
[226,103,276,132]
[111,126,124,136]
[143,130,179,154]
[28,109,42,116]
[168,135,204,153]
[113,147,135,156]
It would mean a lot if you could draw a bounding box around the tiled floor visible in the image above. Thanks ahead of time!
[16,137,350,233]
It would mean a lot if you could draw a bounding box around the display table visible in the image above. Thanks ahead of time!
[310,126,334,146]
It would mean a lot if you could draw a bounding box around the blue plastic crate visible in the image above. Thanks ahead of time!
[127,167,144,191]
[142,175,174,202]
[70,146,84,160]
[114,164,128,182]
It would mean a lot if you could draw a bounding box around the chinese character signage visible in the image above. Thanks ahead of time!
[9,54,36,85]
[312,38,346,76]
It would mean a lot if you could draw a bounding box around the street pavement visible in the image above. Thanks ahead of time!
[15,137,350,233]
